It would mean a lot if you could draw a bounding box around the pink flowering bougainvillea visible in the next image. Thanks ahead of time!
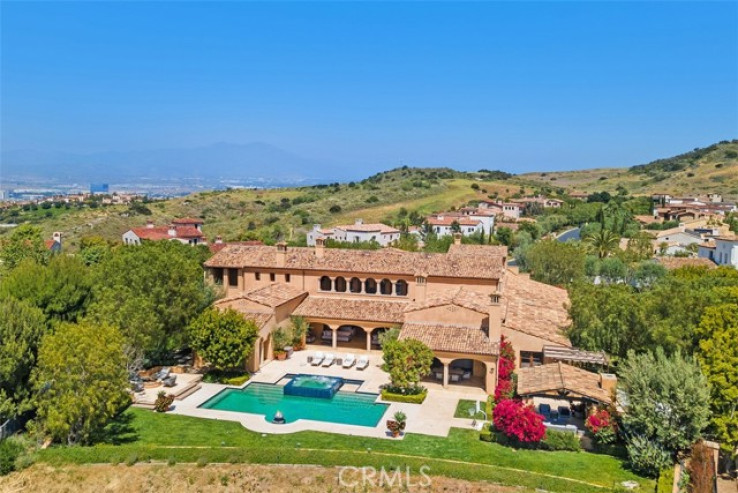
[585,408,617,444]
[493,398,546,443]
[494,335,516,402]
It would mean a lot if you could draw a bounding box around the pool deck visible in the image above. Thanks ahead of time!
[171,350,488,439]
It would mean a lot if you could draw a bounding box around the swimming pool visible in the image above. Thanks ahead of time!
[199,380,389,427]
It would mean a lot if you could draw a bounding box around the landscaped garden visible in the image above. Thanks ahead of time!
[33,408,651,493]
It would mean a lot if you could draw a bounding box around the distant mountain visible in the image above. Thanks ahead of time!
[0,142,353,183]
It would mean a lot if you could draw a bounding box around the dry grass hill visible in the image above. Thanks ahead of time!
[519,140,738,199]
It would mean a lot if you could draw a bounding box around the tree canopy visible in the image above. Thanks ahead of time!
[32,322,129,445]
[186,308,259,371]
[525,240,586,286]
[382,338,434,390]
[0,297,47,418]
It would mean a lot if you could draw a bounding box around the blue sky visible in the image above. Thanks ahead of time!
[2,1,737,173]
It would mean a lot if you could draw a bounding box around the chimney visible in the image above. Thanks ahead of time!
[355,218,363,225]
[599,373,618,397]
[453,232,462,245]
[315,237,325,258]
[168,225,177,237]
[52,232,62,245]
[487,291,502,342]
[415,274,427,302]
[146,220,154,229]
[215,235,223,244]
[276,241,287,267]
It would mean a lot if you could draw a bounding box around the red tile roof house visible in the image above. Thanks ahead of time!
[122,218,206,246]
[478,200,522,219]
[203,237,594,394]
[426,214,484,237]
[307,219,401,247]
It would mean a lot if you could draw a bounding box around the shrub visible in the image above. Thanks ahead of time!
[656,467,674,493]
[154,391,175,413]
[541,430,580,451]
[585,409,617,445]
[625,435,672,478]
[380,389,427,404]
[167,457,177,466]
[0,439,23,475]
[494,336,516,402]
[125,453,138,467]
[479,429,494,442]
[196,456,209,468]
[493,399,545,443]
[329,205,342,214]
[688,441,715,493]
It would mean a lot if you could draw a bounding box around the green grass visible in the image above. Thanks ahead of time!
[454,399,486,419]
[33,408,651,492]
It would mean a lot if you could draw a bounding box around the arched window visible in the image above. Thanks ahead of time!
[350,277,362,293]
[365,278,377,294]
[395,280,408,296]
[380,278,393,295]
[320,276,332,291]
[335,277,347,292]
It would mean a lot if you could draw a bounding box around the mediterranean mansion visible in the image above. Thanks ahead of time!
[204,236,576,394]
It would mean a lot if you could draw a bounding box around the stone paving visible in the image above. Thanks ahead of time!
[172,349,488,439]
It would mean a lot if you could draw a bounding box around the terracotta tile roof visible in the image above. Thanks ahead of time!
[212,300,274,329]
[204,245,506,280]
[293,296,408,323]
[130,225,204,241]
[427,216,482,227]
[700,240,716,249]
[447,244,508,257]
[715,234,738,241]
[336,223,400,234]
[517,362,613,405]
[172,217,204,224]
[635,215,661,225]
[655,257,717,270]
[242,283,307,307]
[405,287,493,315]
[209,240,263,254]
[500,272,571,347]
[399,322,499,356]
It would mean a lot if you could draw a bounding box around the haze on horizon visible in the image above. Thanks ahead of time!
[1,1,737,179]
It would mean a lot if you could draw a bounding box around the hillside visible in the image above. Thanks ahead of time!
[518,140,738,198]
[0,168,528,249]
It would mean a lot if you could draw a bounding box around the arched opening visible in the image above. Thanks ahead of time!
[370,327,390,349]
[335,277,347,292]
[365,278,377,294]
[380,278,393,295]
[319,276,332,291]
[395,280,408,296]
[349,277,362,293]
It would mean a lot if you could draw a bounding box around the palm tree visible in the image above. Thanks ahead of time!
[584,229,620,258]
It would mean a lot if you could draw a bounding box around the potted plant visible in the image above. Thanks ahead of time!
[386,411,407,437]
[290,316,309,351]
[274,349,287,361]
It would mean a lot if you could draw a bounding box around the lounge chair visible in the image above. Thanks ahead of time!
[310,351,325,366]
[356,355,369,370]
[322,353,335,367]
[450,373,460,383]
[342,353,356,368]
[557,406,571,423]
[154,367,171,381]
[538,403,552,421]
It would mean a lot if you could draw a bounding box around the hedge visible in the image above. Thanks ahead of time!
[541,430,581,452]
[656,467,674,493]
[380,390,427,404]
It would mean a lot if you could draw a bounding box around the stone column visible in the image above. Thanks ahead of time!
[332,327,338,349]
[485,362,496,394]
[443,361,449,388]
[365,327,374,351]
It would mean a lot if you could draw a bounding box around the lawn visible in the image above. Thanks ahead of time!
[454,399,487,419]
[34,408,651,493]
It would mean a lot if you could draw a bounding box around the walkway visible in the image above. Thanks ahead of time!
[172,349,487,439]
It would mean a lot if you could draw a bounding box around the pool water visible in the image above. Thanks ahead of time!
[284,374,343,399]
[199,382,389,427]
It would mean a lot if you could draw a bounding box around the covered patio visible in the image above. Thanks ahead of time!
[516,362,616,431]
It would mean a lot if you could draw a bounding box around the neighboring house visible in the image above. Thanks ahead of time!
[307,219,400,247]
[122,218,206,246]
[655,256,717,270]
[478,201,521,219]
[510,196,564,209]
[426,215,484,237]
[712,235,738,268]
[653,227,703,255]
[208,236,263,255]
[204,238,575,393]
[45,232,62,253]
